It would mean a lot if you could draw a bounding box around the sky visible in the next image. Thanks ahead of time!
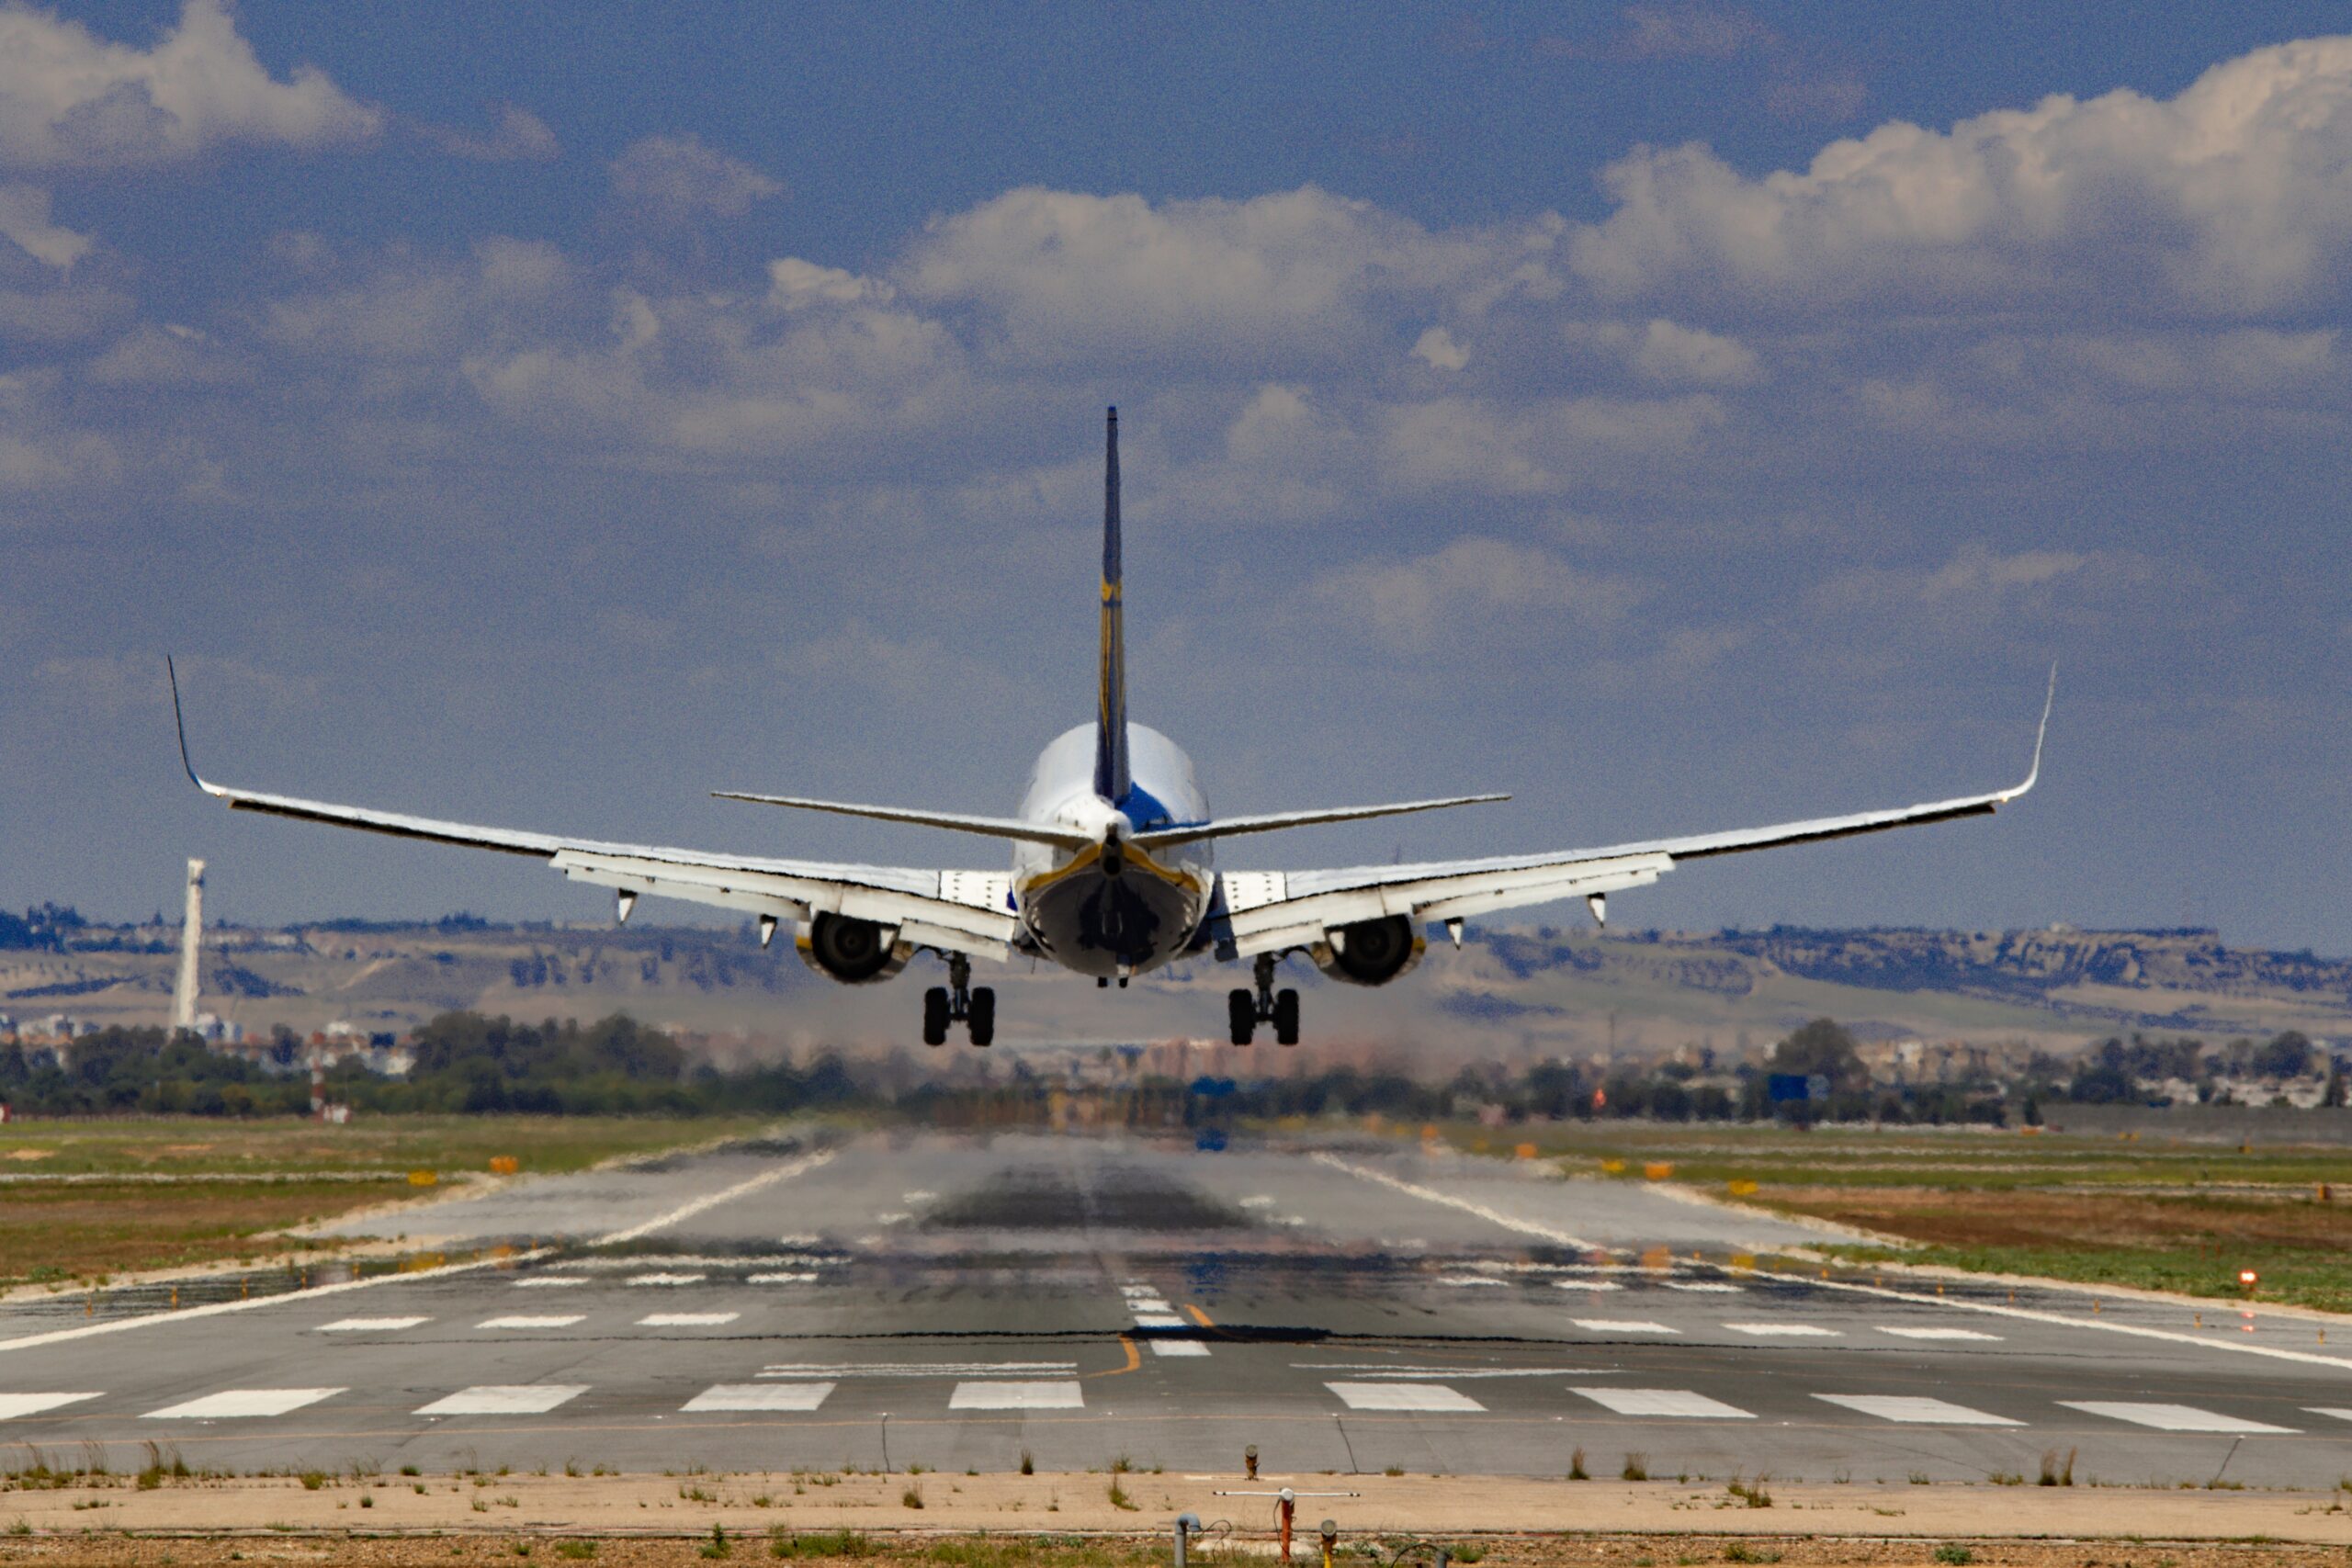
[6,1,2352,954]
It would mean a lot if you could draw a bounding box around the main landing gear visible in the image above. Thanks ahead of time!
[923,953,994,1047]
[1227,953,1299,1047]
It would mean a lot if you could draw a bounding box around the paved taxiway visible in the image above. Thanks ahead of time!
[4,1131,2348,1485]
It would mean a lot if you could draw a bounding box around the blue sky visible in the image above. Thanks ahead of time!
[7,2,2352,954]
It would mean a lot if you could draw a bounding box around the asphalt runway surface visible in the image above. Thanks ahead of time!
[5,1131,2349,1486]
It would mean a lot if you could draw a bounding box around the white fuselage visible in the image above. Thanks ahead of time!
[1009,722,1214,977]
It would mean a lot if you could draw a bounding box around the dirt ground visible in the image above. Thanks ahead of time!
[3,1474,2351,1562]
[1758,1188,2352,1253]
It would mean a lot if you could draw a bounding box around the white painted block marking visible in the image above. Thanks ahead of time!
[2304,1407,2352,1424]
[1132,1314,1187,1329]
[478,1314,584,1329]
[514,1277,587,1289]
[0,1393,100,1419]
[1573,1318,1679,1335]
[639,1313,741,1327]
[684,1382,833,1412]
[1724,1322,1841,1337]
[1150,1340,1212,1358]
[1553,1280,1623,1292]
[948,1380,1083,1410]
[316,1315,429,1333]
[627,1272,706,1287]
[748,1271,818,1284]
[1815,1394,2020,1427]
[1662,1281,1742,1293]
[417,1384,588,1416]
[1129,1299,1173,1314]
[1327,1382,1484,1412]
[1437,1276,1506,1288]
[1571,1387,1755,1418]
[146,1387,343,1420]
[1878,1325,2003,1342]
[2059,1401,2294,1434]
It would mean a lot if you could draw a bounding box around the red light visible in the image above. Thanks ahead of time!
[2239,1269,2259,1286]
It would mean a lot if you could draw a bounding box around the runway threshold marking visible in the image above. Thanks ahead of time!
[0,1393,100,1419]
[418,1384,588,1416]
[1815,1393,2020,1426]
[1724,1322,1841,1337]
[1572,1318,1677,1334]
[1878,1325,2002,1341]
[0,1248,553,1356]
[685,1382,833,1412]
[1571,1387,1755,1418]
[2059,1401,2295,1434]
[949,1380,1083,1410]
[145,1387,343,1420]
[478,1314,584,1329]
[316,1315,429,1333]
[1327,1381,1484,1412]
[1309,1152,1601,1251]
[594,1148,836,1247]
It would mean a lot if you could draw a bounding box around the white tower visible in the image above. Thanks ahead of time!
[172,858,205,1032]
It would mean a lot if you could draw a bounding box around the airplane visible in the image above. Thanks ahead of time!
[169,407,2051,1048]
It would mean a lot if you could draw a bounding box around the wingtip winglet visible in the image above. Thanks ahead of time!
[165,655,202,790]
[2011,662,2056,798]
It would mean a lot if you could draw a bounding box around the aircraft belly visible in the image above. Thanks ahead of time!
[1019,869,1202,978]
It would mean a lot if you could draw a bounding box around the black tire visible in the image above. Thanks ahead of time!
[967,986,996,1047]
[1227,988,1256,1046]
[1272,987,1300,1045]
[922,987,950,1047]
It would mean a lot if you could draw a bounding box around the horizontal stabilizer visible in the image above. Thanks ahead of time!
[1131,793,1507,850]
[712,791,1092,849]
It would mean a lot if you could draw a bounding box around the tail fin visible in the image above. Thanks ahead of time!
[1093,406,1130,803]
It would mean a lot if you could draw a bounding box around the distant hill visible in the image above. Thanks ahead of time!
[6,914,2346,1060]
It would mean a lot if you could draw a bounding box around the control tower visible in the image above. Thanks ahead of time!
[172,858,204,1032]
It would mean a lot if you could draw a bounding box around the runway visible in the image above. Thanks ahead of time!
[5,1130,2349,1485]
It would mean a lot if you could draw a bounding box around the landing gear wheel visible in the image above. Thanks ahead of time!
[921,987,950,1047]
[1272,988,1300,1046]
[1227,988,1256,1046]
[967,987,996,1047]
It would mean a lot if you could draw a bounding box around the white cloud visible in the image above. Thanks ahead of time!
[768,257,894,311]
[1572,36,2352,313]
[423,104,559,163]
[608,133,783,220]
[1629,318,1762,386]
[0,181,91,267]
[1313,536,1643,650]
[1411,325,1470,371]
[84,321,246,388]
[0,0,381,171]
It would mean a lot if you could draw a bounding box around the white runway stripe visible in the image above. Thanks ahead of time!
[761,1361,1077,1379]
[639,1313,739,1327]
[1662,1281,1742,1293]
[2059,1401,2294,1434]
[1815,1393,2020,1426]
[316,1315,429,1333]
[1437,1275,1506,1288]
[0,1393,100,1419]
[1131,1314,1186,1328]
[1572,1386,1755,1418]
[1296,1363,1600,1380]
[478,1314,584,1329]
[748,1272,819,1283]
[1878,1325,2002,1341]
[1150,1340,1211,1358]
[1553,1280,1623,1292]
[627,1272,706,1287]
[1327,1381,1484,1412]
[594,1149,835,1247]
[949,1380,1083,1410]
[1574,1319,1678,1334]
[418,1384,587,1416]
[2304,1407,2352,1423]
[1724,1322,1840,1337]
[146,1387,342,1419]
[514,1277,587,1289]
[1309,1153,1601,1251]
[684,1382,832,1412]
[1128,1298,1172,1314]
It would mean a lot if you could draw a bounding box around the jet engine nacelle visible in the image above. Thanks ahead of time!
[1312,914,1426,987]
[795,912,912,985]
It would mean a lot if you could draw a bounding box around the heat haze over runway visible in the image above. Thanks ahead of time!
[3,1132,2346,1485]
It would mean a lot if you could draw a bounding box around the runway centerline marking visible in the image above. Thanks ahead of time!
[1309,1153,1600,1251]
[1572,1387,1755,1418]
[316,1315,429,1333]
[418,1384,587,1416]
[685,1383,832,1412]
[478,1314,584,1330]
[1328,1382,1484,1412]
[0,1393,101,1419]
[146,1387,343,1420]
[594,1148,835,1247]
[949,1380,1083,1410]
[2059,1401,2295,1434]
[1815,1393,2020,1426]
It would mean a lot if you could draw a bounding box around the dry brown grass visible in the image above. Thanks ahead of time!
[1763,1184,2352,1252]
[0,1177,399,1287]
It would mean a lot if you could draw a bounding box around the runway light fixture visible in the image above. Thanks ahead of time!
[2239,1268,2259,1292]
[1244,1443,1260,1480]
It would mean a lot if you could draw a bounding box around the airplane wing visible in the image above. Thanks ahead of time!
[169,669,1014,960]
[1217,677,2052,959]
